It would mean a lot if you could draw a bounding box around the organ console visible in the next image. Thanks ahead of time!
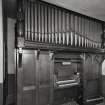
[53,53,83,105]
[54,71,80,89]
[55,79,80,89]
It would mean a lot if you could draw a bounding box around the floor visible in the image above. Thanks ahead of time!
[8,101,105,105]
[8,103,105,105]
[60,101,105,105]
[97,103,105,105]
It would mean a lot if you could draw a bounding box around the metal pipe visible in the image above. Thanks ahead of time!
[58,10,61,44]
[71,32,73,46]
[31,2,34,41]
[51,8,54,43]
[41,4,44,42]
[33,1,35,41]
[30,2,32,41]
[44,5,48,42]
[35,3,37,41]
[25,0,28,40]
[27,1,30,40]
[24,1,103,47]
[66,32,69,45]
[38,3,41,42]
[48,6,51,43]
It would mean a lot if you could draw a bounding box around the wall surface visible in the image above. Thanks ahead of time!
[43,0,105,21]
[0,0,3,105]
[0,0,3,83]
[8,18,16,74]
[7,18,16,104]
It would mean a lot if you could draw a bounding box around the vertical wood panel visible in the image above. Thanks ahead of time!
[38,52,51,105]
[17,53,23,105]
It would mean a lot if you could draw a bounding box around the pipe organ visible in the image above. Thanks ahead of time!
[16,0,105,105]
[22,0,103,49]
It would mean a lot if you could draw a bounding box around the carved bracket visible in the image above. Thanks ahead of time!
[80,53,92,61]
[17,37,25,48]
[34,50,40,60]
[49,51,54,60]
[18,47,23,54]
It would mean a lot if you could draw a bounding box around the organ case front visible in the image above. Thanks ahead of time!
[16,0,105,105]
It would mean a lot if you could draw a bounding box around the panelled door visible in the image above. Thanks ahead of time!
[38,51,53,105]
[16,50,53,105]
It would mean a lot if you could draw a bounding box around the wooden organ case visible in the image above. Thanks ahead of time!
[16,0,105,105]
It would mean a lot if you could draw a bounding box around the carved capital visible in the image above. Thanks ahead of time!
[80,53,92,62]
[34,50,40,60]
[17,37,25,48]
[18,47,23,54]
[49,51,54,60]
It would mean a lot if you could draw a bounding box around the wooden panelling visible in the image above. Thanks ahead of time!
[17,50,37,105]
[17,50,54,105]
[16,50,104,105]
[83,54,103,102]
[22,52,36,86]
[53,53,83,105]
[22,90,36,105]
[38,51,51,105]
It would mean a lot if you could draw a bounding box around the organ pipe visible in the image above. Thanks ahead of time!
[22,0,104,49]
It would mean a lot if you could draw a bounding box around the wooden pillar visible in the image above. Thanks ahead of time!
[17,0,25,48]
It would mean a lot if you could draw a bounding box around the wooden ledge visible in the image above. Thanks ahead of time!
[23,41,105,54]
